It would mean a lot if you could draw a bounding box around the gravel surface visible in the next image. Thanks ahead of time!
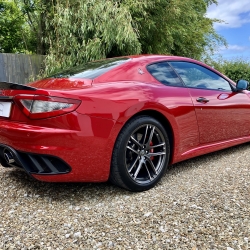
[0,143,249,249]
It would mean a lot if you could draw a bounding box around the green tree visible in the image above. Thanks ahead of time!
[0,0,52,54]
[125,0,224,58]
[1,0,225,74]
[19,0,53,54]
[0,0,27,52]
[43,0,142,74]
[206,57,250,83]
[42,0,225,74]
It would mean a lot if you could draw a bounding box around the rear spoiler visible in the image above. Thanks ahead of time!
[0,82,36,91]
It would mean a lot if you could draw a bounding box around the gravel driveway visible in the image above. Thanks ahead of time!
[0,143,249,249]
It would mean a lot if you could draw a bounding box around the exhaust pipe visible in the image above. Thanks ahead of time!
[3,148,15,164]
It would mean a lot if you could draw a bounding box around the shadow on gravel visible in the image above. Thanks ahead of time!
[3,142,250,201]
[5,168,129,203]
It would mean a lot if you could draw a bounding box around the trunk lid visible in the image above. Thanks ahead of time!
[29,78,92,90]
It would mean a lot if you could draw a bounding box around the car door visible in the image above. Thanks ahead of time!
[169,61,250,144]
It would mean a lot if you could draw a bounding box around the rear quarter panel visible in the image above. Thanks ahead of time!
[74,81,199,164]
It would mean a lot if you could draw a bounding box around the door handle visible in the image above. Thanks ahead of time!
[196,97,209,103]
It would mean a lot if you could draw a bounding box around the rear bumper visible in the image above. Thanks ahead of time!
[0,144,71,174]
[0,114,117,182]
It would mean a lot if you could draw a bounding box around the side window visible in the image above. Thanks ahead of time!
[169,61,232,91]
[147,62,183,87]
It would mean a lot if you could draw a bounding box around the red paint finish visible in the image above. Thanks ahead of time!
[188,88,250,144]
[0,55,249,183]
[0,113,115,181]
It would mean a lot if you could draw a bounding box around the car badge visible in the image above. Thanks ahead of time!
[138,68,144,75]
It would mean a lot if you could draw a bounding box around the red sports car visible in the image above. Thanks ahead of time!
[0,55,249,191]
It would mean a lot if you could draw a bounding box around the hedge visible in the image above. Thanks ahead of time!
[206,58,250,83]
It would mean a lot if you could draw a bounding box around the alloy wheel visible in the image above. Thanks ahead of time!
[125,124,167,184]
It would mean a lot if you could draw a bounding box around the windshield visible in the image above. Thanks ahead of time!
[50,58,130,79]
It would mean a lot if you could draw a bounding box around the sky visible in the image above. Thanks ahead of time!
[207,0,250,61]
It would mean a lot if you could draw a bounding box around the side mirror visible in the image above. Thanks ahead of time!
[236,79,249,91]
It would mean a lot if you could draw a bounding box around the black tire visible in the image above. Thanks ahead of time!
[109,116,170,192]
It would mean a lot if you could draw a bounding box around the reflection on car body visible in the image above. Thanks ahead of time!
[0,55,249,191]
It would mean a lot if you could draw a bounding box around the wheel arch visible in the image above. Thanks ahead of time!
[109,109,176,191]
[118,109,175,165]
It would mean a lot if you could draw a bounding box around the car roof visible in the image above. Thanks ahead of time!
[126,54,193,61]
[122,55,203,67]
[94,55,235,85]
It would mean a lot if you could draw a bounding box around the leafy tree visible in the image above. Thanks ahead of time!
[42,0,225,74]
[125,0,225,58]
[206,58,250,83]
[0,0,42,53]
[0,0,51,54]
[0,0,226,75]
[0,0,27,52]
[43,0,142,73]
[15,0,50,54]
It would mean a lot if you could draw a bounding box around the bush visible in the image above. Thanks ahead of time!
[206,58,250,83]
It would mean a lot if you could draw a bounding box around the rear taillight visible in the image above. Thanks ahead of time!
[14,95,81,119]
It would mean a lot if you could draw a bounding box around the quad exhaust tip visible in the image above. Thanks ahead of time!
[3,148,15,164]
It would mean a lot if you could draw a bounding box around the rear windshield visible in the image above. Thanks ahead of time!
[50,58,130,79]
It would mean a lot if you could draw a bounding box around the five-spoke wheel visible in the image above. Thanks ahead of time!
[110,116,170,191]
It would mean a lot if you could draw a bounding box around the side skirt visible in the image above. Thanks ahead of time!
[173,136,250,164]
